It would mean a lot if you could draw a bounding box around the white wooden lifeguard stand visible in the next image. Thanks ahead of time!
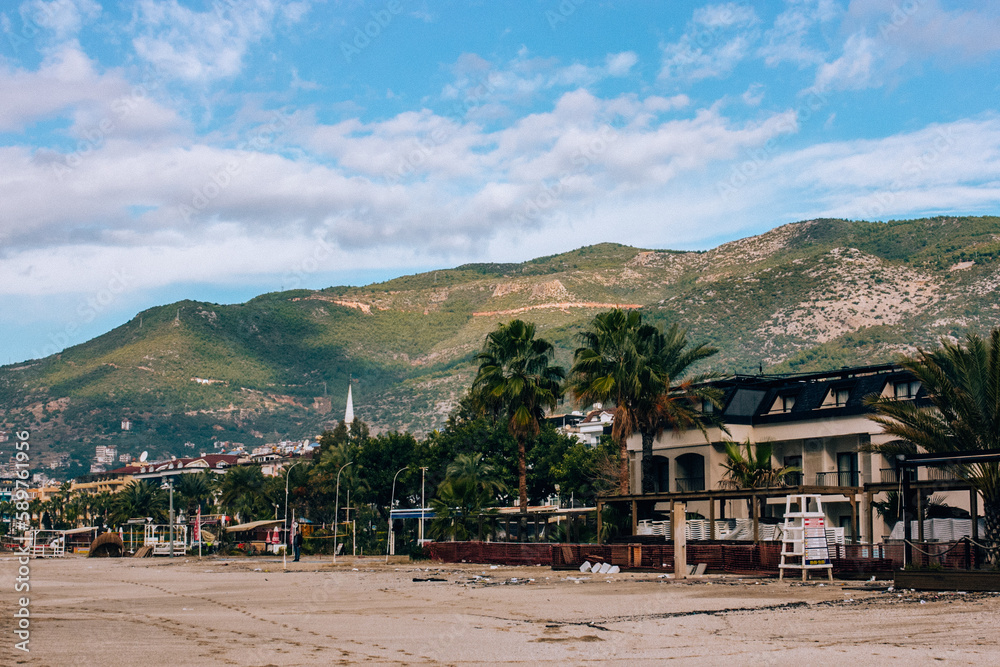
[144,523,186,556]
[779,494,833,581]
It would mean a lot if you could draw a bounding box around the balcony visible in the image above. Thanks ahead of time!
[879,467,959,484]
[674,476,705,492]
[783,472,803,487]
[815,471,859,487]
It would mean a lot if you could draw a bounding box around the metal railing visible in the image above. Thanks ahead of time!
[783,472,803,487]
[814,471,859,487]
[880,467,958,483]
[675,477,706,492]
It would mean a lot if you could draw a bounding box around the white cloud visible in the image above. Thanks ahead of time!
[20,0,101,41]
[846,0,1000,59]
[742,83,764,106]
[0,46,127,131]
[810,32,878,93]
[131,0,308,83]
[659,4,759,82]
[759,0,840,67]
[605,51,638,76]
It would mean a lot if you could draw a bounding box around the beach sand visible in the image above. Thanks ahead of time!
[2,555,999,665]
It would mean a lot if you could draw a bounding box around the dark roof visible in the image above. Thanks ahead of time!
[712,363,927,425]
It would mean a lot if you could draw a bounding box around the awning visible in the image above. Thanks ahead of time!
[225,519,285,533]
[390,508,435,519]
[60,526,97,535]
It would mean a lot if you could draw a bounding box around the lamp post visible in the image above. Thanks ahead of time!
[386,467,408,564]
[419,467,428,546]
[160,478,175,558]
[283,460,303,571]
[333,461,353,564]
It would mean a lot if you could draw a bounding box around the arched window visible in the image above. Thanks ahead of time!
[675,453,705,492]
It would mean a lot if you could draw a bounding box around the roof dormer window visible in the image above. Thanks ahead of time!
[770,393,796,413]
[833,387,850,407]
[894,380,921,399]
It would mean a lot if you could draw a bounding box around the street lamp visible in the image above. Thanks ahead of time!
[419,467,428,546]
[386,467,408,564]
[333,461,353,564]
[160,478,174,558]
[283,459,304,571]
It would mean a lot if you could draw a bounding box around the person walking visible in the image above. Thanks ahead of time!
[293,529,303,562]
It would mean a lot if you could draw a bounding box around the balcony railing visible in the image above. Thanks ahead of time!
[783,472,803,487]
[880,468,916,484]
[880,467,959,483]
[815,471,859,487]
[675,477,705,492]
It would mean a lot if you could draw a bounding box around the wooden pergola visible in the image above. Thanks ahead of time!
[597,485,862,545]
[599,477,981,546]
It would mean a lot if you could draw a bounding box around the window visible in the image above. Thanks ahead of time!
[702,399,714,414]
[783,455,803,486]
[781,395,796,412]
[894,380,921,399]
[834,388,850,406]
[837,452,859,486]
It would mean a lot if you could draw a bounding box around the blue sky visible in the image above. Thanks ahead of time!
[2,0,999,364]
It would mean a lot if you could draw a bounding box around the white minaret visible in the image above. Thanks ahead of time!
[344,383,354,426]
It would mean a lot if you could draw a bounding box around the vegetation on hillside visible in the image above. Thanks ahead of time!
[3,216,1000,474]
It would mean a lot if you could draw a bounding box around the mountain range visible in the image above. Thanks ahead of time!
[3,215,999,478]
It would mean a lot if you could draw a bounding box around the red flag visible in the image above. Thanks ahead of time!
[194,506,201,542]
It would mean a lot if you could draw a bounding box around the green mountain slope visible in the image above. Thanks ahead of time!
[3,216,1000,477]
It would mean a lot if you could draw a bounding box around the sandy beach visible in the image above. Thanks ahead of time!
[3,555,999,666]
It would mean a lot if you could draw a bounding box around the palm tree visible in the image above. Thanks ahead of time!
[472,320,564,519]
[429,453,506,541]
[719,440,800,516]
[111,480,168,525]
[175,471,217,519]
[217,466,270,522]
[569,309,720,494]
[635,323,723,493]
[865,328,1000,563]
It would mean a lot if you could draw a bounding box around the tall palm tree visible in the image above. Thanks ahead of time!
[719,440,800,516]
[570,309,720,494]
[635,323,723,493]
[110,480,168,525]
[865,328,1000,563]
[217,466,270,522]
[175,471,217,519]
[472,319,564,518]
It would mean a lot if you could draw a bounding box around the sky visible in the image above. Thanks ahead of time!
[1,0,999,364]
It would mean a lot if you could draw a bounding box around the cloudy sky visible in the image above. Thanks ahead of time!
[2,0,999,364]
